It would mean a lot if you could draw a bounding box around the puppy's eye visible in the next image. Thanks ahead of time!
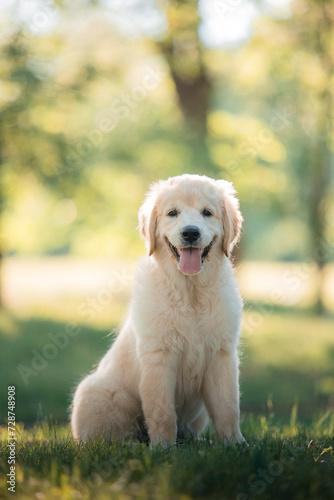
[202,209,213,217]
[167,209,178,217]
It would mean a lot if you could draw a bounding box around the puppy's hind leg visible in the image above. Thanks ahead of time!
[177,408,210,443]
[190,407,209,435]
[71,373,139,441]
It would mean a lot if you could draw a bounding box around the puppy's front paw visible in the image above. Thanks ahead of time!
[149,436,176,449]
[146,418,177,449]
[220,430,248,446]
[234,433,248,446]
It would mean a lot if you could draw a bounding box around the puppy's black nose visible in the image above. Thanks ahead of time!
[181,226,201,244]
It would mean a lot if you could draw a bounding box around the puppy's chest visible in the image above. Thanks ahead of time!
[166,307,225,355]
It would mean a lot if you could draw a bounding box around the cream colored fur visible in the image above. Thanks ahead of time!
[71,174,245,445]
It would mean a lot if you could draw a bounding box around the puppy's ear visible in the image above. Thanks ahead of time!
[138,191,158,256]
[216,180,243,259]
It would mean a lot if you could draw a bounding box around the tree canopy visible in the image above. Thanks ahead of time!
[1,0,333,269]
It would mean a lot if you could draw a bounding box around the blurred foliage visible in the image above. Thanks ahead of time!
[0,0,333,264]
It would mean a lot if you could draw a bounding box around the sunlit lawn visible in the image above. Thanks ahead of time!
[0,415,333,499]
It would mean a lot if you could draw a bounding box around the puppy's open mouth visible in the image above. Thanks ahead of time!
[167,238,214,275]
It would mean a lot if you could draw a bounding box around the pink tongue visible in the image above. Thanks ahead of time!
[179,248,202,275]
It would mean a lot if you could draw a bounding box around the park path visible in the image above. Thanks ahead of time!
[2,257,334,317]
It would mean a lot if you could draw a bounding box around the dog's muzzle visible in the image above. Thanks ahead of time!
[167,237,214,275]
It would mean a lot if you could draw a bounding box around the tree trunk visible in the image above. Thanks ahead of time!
[0,122,3,308]
[310,1,333,315]
[158,12,218,176]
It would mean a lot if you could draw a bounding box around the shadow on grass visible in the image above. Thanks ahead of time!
[1,306,334,424]
[0,309,115,424]
[241,303,334,417]
[240,363,334,417]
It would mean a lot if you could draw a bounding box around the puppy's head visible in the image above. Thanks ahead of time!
[138,175,242,275]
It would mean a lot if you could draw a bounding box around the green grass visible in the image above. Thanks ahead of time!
[1,415,333,499]
[240,305,334,416]
[1,308,333,423]
[1,307,334,498]
[0,310,115,424]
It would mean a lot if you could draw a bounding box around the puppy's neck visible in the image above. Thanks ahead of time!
[153,252,228,306]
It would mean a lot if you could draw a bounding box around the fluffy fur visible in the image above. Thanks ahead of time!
[71,174,245,445]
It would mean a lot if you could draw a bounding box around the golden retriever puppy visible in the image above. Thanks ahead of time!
[71,174,245,445]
